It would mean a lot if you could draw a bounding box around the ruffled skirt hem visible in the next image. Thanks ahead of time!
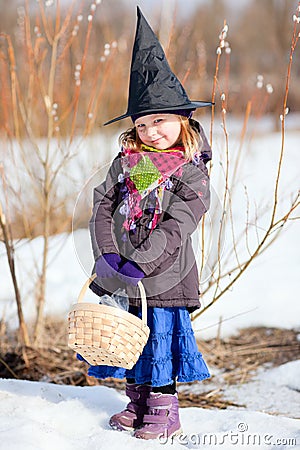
[78,306,210,386]
[82,353,210,386]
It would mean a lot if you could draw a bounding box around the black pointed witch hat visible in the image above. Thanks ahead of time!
[104,6,212,126]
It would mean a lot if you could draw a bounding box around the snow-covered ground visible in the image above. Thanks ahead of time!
[1,125,299,448]
[0,362,299,450]
[179,360,300,419]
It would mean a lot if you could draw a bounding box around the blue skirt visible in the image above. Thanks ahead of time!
[78,306,210,387]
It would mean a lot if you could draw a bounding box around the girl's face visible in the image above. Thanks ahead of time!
[135,114,181,150]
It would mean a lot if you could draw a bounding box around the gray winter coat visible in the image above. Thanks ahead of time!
[89,120,211,312]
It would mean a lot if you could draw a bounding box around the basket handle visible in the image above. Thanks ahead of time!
[137,280,147,327]
[77,274,148,327]
[77,273,97,304]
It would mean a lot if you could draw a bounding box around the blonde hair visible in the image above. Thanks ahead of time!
[118,116,202,161]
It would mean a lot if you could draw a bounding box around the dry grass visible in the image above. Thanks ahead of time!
[0,320,299,409]
[199,327,300,386]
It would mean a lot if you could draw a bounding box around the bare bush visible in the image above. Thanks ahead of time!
[0,1,117,344]
[192,4,300,321]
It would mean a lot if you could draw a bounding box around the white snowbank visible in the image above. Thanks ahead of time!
[220,360,300,419]
[0,372,299,450]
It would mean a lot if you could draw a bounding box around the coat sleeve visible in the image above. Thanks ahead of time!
[89,155,122,260]
[129,161,210,276]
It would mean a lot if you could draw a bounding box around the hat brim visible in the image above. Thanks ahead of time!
[103,101,213,126]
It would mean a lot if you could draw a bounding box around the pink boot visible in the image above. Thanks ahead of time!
[134,392,182,440]
[109,383,151,432]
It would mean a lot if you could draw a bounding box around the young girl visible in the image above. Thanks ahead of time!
[85,7,213,441]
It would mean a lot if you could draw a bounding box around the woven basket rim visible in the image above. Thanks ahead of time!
[76,276,148,327]
[68,302,147,329]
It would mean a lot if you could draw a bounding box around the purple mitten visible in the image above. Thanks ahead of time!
[95,253,122,278]
[118,260,145,286]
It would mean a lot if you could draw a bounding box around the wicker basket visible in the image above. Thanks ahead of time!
[68,275,150,369]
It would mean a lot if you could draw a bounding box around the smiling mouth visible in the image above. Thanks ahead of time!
[151,137,162,144]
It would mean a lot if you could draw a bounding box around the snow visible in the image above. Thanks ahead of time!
[1,124,299,448]
[223,361,300,418]
[0,370,299,450]
[184,360,300,419]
